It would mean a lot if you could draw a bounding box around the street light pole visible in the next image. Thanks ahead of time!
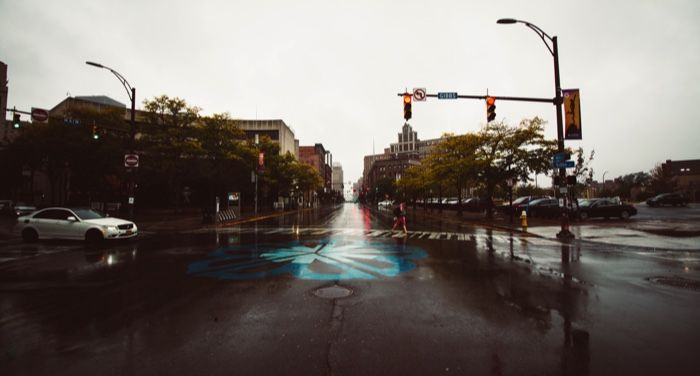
[497,18,573,239]
[85,61,136,218]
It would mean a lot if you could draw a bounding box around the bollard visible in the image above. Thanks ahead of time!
[520,210,528,231]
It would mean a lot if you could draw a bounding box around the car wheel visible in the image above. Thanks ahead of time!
[620,210,630,220]
[579,212,589,220]
[22,228,38,243]
[86,229,104,243]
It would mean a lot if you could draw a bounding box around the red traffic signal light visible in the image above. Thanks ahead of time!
[403,94,412,120]
[486,96,496,122]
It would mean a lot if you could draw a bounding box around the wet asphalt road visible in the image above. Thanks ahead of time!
[1,203,699,375]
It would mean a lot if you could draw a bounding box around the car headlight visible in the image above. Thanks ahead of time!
[102,225,118,231]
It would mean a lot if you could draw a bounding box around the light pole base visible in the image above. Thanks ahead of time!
[557,212,575,240]
[556,229,575,240]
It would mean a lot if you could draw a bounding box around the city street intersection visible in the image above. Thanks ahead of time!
[1,203,699,375]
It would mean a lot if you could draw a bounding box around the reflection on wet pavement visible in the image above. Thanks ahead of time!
[1,203,699,375]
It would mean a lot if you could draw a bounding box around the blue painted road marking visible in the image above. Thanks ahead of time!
[187,239,427,281]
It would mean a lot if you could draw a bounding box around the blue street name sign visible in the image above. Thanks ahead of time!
[437,92,458,99]
[555,160,576,169]
[553,152,570,164]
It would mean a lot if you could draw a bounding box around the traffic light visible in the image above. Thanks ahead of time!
[486,97,496,122]
[403,93,412,120]
[92,125,100,140]
[12,113,21,129]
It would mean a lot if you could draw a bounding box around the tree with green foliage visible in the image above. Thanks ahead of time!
[422,133,481,215]
[0,106,124,205]
[649,163,676,195]
[139,95,204,206]
[396,165,427,209]
[474,117,557,216]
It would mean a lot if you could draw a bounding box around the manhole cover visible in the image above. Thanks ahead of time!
[647,276,700,291]
[313,284,353,299]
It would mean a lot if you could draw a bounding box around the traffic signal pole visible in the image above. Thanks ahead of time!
[398,89,573,238]
[552,36,574,239]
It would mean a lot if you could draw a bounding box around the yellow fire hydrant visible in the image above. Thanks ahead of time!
[520,210,528,231]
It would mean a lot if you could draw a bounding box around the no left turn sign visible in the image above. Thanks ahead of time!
[413,88,426,101]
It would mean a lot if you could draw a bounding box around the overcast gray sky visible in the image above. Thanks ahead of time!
[2,0,699,185]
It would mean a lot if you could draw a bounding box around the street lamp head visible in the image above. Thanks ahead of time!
[86,61,104,68]
[497,18,518,24]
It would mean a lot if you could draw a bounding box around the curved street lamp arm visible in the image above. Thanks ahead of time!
[521,21,555,56]
[85,61,133,101]
[105,68,134,102]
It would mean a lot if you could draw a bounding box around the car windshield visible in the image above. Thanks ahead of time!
[579,199,596,208]
[511,197,530,205]
[71,208,106,220]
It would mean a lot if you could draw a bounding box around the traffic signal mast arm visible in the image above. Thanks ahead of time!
[396,92,555,104]
[5,107,32,115]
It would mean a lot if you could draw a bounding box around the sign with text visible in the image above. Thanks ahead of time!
[555,160,575,169]
[437,92,458,99]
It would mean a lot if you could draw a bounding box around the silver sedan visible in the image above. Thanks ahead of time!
[16,207,138,242]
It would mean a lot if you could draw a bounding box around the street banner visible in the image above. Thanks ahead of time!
[563,89,582,140]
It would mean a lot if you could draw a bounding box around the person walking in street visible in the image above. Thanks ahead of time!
[392,202,408,234]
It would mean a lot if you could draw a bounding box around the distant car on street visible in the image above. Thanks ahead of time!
[16,207,137,242]
[646,193,689,207]
[577,198,637,220]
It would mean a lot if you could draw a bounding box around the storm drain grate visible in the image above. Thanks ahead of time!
[647,276,700,291]
[313,284,353,299]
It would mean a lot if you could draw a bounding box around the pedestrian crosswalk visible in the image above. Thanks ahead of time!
[189,226,539,244]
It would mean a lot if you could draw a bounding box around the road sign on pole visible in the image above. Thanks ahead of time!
[124,154,139,168]
[412,88,426,101]
[554,160,575,169]
[437,92,458,99]
[31,108,49,123]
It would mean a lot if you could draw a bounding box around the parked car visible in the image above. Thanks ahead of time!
[2,202,37,217]
[523,198,562,218]
[461,197,484,212]
[499,196,551,215]
[577,198,637,220]
[0,200,13,214]
[378,200,394,208]
[445,197,459,206]
[646,193,689,207]
[16,207,138,242]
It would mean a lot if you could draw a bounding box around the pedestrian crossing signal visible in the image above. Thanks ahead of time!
[403,94,412,120]
[486,97,496,122]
